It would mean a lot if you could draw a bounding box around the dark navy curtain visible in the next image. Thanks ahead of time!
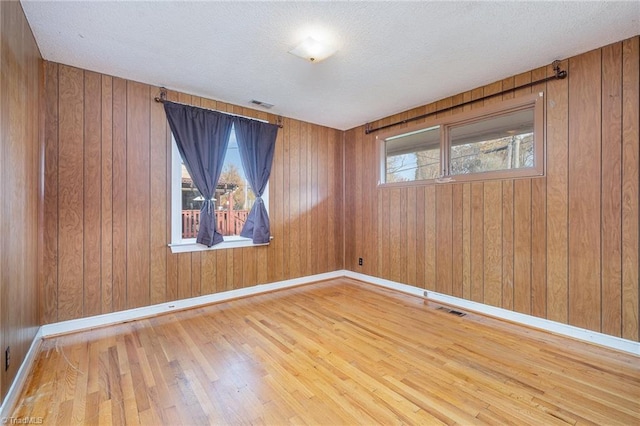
[164,101,234,247]
[233,117,278,244]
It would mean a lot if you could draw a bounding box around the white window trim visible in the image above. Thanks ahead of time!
[169,135,270,254]
[377,92,545,186]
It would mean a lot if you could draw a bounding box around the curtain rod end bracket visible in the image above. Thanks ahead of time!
[365,122,372,134]
[276,116,284,128]
[552,60,567,79]
[154,87,167,103]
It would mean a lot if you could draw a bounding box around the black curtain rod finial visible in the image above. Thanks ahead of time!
[552,60,567,79]
[154,87,167,103]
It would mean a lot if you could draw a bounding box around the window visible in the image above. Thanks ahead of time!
[379,92,544,185]
[170,125,269,253]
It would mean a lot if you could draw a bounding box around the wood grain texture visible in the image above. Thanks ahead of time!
[545,60,569,324]
[621,37,639,341]
[41,63,344,323]
[42,56,59,324]
[14,280,640,425]
[435,185,453,295]
[601,42,623,337]
[57,64,84,321]
[0,0,42,403]
[343,37,640,342]
[83,70,102,317]
[568,49,602,332]
[483,181,502,307]
[470,182,484,303]
[101,75,114,314]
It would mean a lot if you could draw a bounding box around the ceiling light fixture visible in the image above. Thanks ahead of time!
[288,37,337,63]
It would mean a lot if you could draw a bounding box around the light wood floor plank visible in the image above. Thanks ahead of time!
[12,278,640,425]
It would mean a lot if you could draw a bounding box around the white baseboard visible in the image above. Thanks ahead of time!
[4,268,638,417]
[1,271,342,415]
[344,270,640,356]
[0,327,43,419]
[41,270,343,337]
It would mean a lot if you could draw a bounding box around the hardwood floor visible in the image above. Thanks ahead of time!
[12,279,640,425]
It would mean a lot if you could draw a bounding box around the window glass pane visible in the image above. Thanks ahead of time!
[449,108,534,176]
[385,125,440,182]
[180,126,256,239]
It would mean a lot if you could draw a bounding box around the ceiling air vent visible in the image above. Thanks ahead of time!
[250,99,274,109]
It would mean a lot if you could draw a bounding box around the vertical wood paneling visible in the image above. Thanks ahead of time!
[435,186,453,295]
[177,254,191,299]
[317,126,329,274]
[289,119,301,278]
[354,126,363,271]
[112,77,127,312]
[545,60,569,324]
[530,67,548,320]
[165,90,179,302]
[39,36,640,346]
[299,121,309,275]
[406,187,417,286]
[424,186,436,290]
[470,182,484,303]
[601,43,623,337]
[530,177,547,318]
[333,129,344,269]
[200,251,216,295]
[389,188,402,282]
[57,65,84,321]
[513,180,531,315]
[461,184,471,299]
[101,75,113,314]
[337,37,640,343]
[150,89,167,304]
[502,181,514,310]
[125,81,151,309]
[451,184,463,298]
[1,0,42,402]
[42,62,59,323]
[621,37,639,341]
[191,252,201,295]
[399,187,408,284]
[483,181,502,307]
[332,128,341,270]
[568,49,602,332]
[42,63,345,324]
[83,71,102,317]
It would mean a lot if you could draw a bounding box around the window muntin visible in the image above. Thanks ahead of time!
[378,92,544,185]
[170,126,269,252]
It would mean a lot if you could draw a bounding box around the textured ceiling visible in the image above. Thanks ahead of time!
[21,1,639,130]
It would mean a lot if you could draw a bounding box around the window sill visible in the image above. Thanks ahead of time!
[168,236,272,253]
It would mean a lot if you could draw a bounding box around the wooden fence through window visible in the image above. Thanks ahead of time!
[182,210,249,238]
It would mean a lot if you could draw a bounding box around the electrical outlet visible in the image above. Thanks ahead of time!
[5,346,9,371]
[358,258,363,266]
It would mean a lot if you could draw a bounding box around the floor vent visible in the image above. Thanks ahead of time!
[437,307,467,317]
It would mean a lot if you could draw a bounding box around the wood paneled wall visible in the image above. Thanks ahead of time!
[42,62,343,323]
[344,37,640,342]
[0,1,42,402]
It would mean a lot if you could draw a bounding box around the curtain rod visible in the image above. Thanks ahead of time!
[364,60,567,135]
[154,87,284,128]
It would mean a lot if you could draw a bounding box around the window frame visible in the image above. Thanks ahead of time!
[169,133,270,254]
[377,92,545,187]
